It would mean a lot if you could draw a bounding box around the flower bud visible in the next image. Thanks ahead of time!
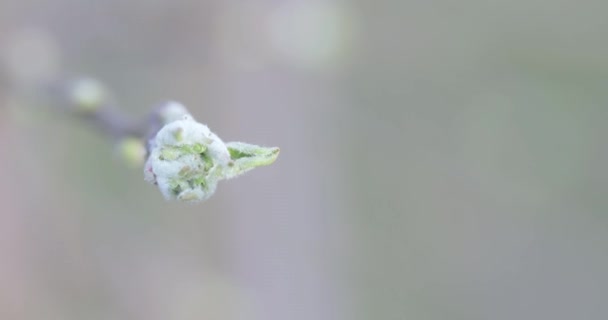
[68,78,108,112]
[117,137,147,167]
[144,113,230,202]
[144,104,280,203]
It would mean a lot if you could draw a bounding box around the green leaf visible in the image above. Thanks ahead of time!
[224,142,280,179]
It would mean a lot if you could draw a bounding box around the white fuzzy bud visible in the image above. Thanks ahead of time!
[144,103,280,203]
[145,114,230,202]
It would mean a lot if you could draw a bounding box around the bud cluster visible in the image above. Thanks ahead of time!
[143,103,279,203]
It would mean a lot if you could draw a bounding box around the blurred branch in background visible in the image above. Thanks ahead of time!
[1,27,280,203]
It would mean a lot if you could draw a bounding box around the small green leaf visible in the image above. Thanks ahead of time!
[223,142,280,179]
[160,147,180,161]
[191,143,206,154]
[178,166,192,176]
[172,127,184,141]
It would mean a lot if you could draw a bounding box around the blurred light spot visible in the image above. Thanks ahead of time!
[267,1,354,69]
[213,4,270,72]
[1,27,61,86]
[68,78,108,112]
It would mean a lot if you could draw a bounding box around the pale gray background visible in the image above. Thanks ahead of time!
[1,0,607,319]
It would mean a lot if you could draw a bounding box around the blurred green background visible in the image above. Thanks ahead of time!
[1,0,608,319]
